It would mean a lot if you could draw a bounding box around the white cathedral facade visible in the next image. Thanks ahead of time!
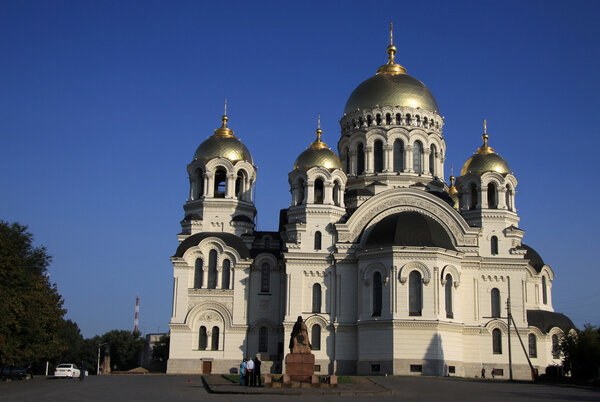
[167,32,573,379]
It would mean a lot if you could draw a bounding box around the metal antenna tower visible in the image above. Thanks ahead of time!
[133,294,140,334]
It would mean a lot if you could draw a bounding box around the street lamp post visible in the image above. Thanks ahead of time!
[97,342,107,375]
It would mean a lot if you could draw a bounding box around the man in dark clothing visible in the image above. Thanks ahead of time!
[253,356,262,387]
[80,361,86,381]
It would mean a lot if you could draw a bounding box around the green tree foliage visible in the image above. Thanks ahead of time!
[100,330,145,371]
[561,325,600,380]
[0,221,66,366]
[152,334,170,361]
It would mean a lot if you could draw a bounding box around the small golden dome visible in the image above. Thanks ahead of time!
[194,114,253,164]
[344,24,439,115]
[294,127,342,171]
[461,121,511,176]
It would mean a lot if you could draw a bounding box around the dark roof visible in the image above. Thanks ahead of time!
[232,215,253,223]
[250,248,281,258]
[345,188,374,197]
[365,211,455,250]
[182,214,202,221]
[173,232,250,258]
[429,190,455,208]
[255,231,281,241]
[527,310,575,334]
[522,244,545,272]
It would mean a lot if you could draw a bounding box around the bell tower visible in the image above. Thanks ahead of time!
[181,107,257,240]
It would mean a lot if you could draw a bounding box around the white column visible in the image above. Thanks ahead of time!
[307,182,315,204]
[205,172,214,197]
[423,148,431,175]
[405,146,413,172]
[324,182,334,205]
[225,173,235,199]
[498,187,507,209]
[365,146,373,174]
[216,268,223,289]
[383,145,392,172]
[349,150,357,175]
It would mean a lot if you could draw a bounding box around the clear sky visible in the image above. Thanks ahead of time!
[1,0,599,338]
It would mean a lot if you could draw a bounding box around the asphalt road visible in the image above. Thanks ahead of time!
[1,375,598,401]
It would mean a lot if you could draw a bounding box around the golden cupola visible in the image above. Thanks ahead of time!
[294,124,342,171]
[194,112,253,164]
[461,121,511,176]
[343,24,439,115]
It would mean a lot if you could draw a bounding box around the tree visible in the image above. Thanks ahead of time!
[100,330,145,371]
[561,325,600,380]
[0,221,66,367]
[152,334,170,361]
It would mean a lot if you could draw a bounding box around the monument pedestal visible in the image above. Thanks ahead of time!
[285,353,315,383]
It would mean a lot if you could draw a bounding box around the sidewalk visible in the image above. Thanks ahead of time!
[201,375,393,396]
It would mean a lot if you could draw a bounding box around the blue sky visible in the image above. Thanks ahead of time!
[1,0,599,338]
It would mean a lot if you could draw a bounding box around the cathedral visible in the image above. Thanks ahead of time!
[166,29,573,379]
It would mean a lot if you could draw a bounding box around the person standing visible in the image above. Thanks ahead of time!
[253,355,262,387]
[239,359,246,385]
[481,367,486,379]
[80,361,86,381]
[246,357,255,386]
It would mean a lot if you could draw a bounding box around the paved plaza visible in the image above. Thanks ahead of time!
[1,375,598,401]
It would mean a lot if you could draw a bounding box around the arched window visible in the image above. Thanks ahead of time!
[409,271,423,316]
[528,334,537,358]
[260,263,270,293]
[376,114,382,126]
[344,147,350,173]
[199,326,207,350]
[235,170,246,200]
[445,274,453,319]
[470,183,478,210]
[194,258,203,289]
[487,183,497,208]
[357,143,365,174]
[542,276,548,305]
[491,288,501,318]
[211,326,219,350]
[373,272,382,316]
[214,168,227,198]
[258,327,268,352]
[222,259,230,290]
[552,334,560,358]
[195,168,204,198]
[506,185,513,211]
[393,139,404,172]
[297,179,305,205]
[374,140,384,173]
[311,325,321,350]
[314,231,322,250]
[386,113,391,125]
[208,250,217,289]
[312,283,322,313]
[492,328,502,354]
[429,144,437,175]
[367,115,372,127]
[413,141,423,173]
[333,181,341,206]
[491,236,499,255]
[395,113,401,125]
[314,179,324,204]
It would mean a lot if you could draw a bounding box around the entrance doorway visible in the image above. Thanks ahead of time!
[202,360,212,374]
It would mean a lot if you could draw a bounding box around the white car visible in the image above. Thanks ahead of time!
[54,364,81,378]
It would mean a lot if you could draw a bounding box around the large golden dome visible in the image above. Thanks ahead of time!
[294,128,342,170]
[343,27,439,115]
[461,124,511,176]
[194,115,253,164]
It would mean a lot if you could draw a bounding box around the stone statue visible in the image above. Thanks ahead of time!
[289,316,311,354]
